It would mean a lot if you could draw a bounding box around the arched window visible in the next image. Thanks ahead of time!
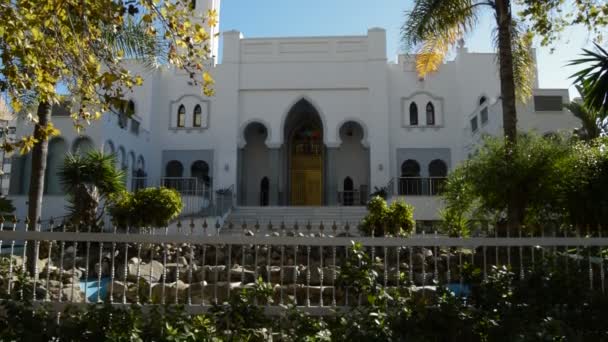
[409,102,418,125]
[177,105,186,127]
[193,104,202,127]
[72,136,95,156]
[479,96,487,106]
[260,177,269,206]
[103,140,115,156]
[134,155,147,190]
[428,159,448,195]
[401,160,421,177]
[426,102,435,125]
[343,177,354,206]
[45,138,67,195]
[191,160,210,187]
[127,100,135,116]
[428,159,448,177]
[117,146,127,171]
[166,160,183,178]
[400,160,421,195]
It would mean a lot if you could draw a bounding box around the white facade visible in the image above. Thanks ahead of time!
[8,0,580,221]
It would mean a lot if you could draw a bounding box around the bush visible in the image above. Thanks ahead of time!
[442,134,608,234]
[108,187,183,228]
[0,197,15,214]
[2,246,608,341]
[360,196,415,236]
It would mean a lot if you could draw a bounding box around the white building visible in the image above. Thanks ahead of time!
[8,0,579,223]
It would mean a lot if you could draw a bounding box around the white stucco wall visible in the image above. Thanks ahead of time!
[7,5,580,221]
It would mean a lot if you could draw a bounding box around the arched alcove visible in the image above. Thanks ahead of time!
[240,122,271,206]
[334,121,369,204]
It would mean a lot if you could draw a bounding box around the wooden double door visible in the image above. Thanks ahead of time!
[290,144,323,206]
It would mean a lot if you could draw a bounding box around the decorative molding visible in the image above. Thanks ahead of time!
[400,92,446,129]
[168,94,211,130]
[238,119,273,149]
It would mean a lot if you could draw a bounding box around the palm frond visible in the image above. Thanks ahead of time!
[564,98,603,140]
[101,19,169,71]
[511,26,535,103]
[59,150,125,197]
[402,0,480,77]
[415,27,462,77]
[569,43,608,113]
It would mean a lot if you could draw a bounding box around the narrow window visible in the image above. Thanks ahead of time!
[409,102,418,125]
[480,107,488,124]
[193,104,202,127]
[177,105,186,128]
[471,116,479,132]
[127,100,136,116]
[426,102,435,125]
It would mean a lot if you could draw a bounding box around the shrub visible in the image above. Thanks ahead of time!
[360,196,415,236]
[0,197,15,214]
[108,187,183,228]
[442,134,608,235]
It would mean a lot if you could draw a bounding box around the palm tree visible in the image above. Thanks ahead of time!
[26,20,167,235]
[402,0,534,230]
[402,0,534,145]
[564,86,606,140]
[59,151,125,231]
[570,43,608,114]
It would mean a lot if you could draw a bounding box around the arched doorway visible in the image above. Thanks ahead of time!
[260,177,269,206]
[241,122,271,206]
[284,99,324,206]
[343,177,354,206]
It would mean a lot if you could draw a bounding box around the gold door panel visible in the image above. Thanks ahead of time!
[290,170,322,206]
[289,130,323,206]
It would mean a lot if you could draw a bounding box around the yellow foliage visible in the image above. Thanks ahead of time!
[0,0,215,154]
[415,27,463,78]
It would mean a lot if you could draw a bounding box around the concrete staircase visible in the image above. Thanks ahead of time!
[226,206,368,227]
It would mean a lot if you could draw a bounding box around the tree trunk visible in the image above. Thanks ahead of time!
[495,0,517,145]
[495,0,521,232]
[26,101,51,275]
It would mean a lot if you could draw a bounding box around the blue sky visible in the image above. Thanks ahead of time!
[218,0,598,99]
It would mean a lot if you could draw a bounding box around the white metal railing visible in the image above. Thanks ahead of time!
[0,219,606,315]
[397,177,447,196]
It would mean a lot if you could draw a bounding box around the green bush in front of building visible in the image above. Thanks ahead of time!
[361,196,415,236]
